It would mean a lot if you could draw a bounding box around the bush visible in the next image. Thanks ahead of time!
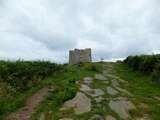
[85,63,100,72]
[152,62,160,84]
[0,60,64,92]
[123,54,160,84]
[116,60,123,63]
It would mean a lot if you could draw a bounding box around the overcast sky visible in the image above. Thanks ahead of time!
[0,0,160,63]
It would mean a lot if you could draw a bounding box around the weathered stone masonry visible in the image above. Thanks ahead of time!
[69,48,92,65]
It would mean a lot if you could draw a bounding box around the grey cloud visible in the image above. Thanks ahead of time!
[22,30,76,51]
[0,0,160,63]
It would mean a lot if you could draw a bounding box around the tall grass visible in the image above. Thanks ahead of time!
[0,60,64,92]
[123,54,160,84]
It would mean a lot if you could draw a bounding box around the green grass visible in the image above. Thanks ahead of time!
[2,61,160,120]
[111,62,160,120]
[31,62,103,120]
[0,60,65,120]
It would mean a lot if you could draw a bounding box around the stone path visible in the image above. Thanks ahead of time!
[80,84,105,97]
[59,62,148,120]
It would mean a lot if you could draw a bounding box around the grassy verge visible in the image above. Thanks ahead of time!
[111,62,160,120]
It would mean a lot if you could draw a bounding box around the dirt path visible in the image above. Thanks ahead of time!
[5,86,55,120]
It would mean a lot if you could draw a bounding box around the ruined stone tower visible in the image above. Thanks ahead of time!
[69,48,92,65]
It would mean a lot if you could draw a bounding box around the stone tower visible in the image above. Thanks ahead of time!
[69,48,92,65]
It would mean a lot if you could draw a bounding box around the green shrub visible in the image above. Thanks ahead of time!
[152,62,160,84]
[116,60,123,63]
[0,60,64,92]
[123,54,160,83]
[85,63,100,72]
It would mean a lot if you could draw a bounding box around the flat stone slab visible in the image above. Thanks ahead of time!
[94,74,107,80]
[83,80,92,85]
[111,80,119,86]
[103,81,109,84]
[106,87,119,95]
[106,97,127,101]
[82,77,93,85]
[59,118,73,120]
[109,100,136,119]
[89,114,104,120]
[80,84,105,97]
[105,74,119,79]
[60,92,91,114]
[106,115,116,120]
[114,86,132,96]
[119,79,128,83]
[83,77,93,81]
[95,96,104,103]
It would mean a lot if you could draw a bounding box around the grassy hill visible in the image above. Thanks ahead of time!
[0,56,160,120]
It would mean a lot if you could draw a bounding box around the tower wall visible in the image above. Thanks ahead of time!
[69,48,92,65]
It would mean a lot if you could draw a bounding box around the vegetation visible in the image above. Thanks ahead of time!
[123,54,160,84]
[1,55,160,120]
[112,62,160,120]
[0,61,102,120]
[0,60,65,119]
[31,62,103,120]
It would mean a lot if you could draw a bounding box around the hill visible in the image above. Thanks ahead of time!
[1,60,160,120]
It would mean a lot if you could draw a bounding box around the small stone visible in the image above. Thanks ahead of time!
[103,81,109,84]
[94,89,105,96]
[89,114,104,120]
[80,84,92,92]
[114,86,132,96]
[83,78,93,85]
[105,74,119,79]
[115,97,127,100]
[39,114,45,120]
[106,115,116,120]
[83,80,92,85]
[119,79,127,83]
[76,81,79,84]
[80,84,105,97]
[109,100,136,119]
[111,80,119,86]
[106,87,119,95]
[59,118,73,120]
[97,104,102,107]
[95,74,107,80]
[83,77,93,81]
[95,96,104,103]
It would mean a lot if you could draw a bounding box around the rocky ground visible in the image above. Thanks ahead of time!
[57,63,149,120]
